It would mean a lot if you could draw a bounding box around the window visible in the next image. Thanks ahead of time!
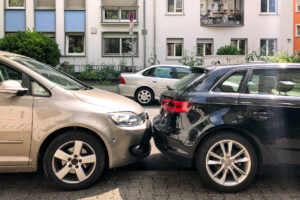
[142,68,155,76]
[105,10,119,20]
[153,67,173,79]
[261,0,277,13]
[167,39,183,58]
[297,0,300,12]
[231,39,247,55]
[247,69,300,97]
[31,80,50,97]
[260,39,277,56]
[5,10,26,32]
[102,0,138,22]
[35,0,55,9]
[66,34,85,56]
[168,0,183,13]
[65,0,85,10]
[0,64,23,84]
[103,33,138,56]
[176,67,190,79]
[214,71,246,93]
[296,50,300,56]
[297,25,300,37]
[6,0,25,9]
[197,39,213,56]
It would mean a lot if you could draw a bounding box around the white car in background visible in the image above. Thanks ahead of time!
[119,65,190,105]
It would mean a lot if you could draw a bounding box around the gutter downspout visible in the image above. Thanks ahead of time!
[153,0,156,56]
[143,0,146,68]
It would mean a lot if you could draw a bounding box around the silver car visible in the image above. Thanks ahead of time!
[0,51,152,190]
[119,65,190,105]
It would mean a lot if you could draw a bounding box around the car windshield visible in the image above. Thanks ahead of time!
[5,56,87,90]
[171,72,206,90]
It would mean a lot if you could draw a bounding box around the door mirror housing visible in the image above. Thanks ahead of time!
[0,80,28,96]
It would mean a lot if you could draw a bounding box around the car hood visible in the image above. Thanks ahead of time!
[71,88,144,114]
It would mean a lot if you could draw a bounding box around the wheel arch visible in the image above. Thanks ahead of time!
[37,126,109,172]
[193,127,264,172]
[134,86,155,99]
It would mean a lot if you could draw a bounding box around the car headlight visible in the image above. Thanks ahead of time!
[107,112,144,127]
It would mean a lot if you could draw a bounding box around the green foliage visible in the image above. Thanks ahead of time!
[0,30,61,66]
[216,45,241,55]
[148,53,160,66]
[265,52,300,63]
[79,65,120,82]
[246,51,265,62]
[179,51,203,67]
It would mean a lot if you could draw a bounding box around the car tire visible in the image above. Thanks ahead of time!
[43,130,105,190]
[135,87,154,105]
[196,132,258,192]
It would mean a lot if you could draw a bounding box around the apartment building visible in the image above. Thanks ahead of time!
[294,0,300,55]
[0,0,293,67]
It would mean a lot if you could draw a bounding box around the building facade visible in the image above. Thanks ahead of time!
[294,0,300,55]
[0,0,294,67]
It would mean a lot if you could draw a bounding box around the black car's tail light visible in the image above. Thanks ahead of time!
[161,99,193,113]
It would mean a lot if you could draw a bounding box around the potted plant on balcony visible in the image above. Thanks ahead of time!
[230,9,234,14]
[234,12,242,25]
[236,9,240,14]
[223,9,227,14]
[217,9,221,14]
[207,9,211,15]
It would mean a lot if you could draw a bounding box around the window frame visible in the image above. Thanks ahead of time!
[196,39,213,57]
[167,0,184,14]
[35,0,55,10]
[102,32,139,57]
[297,0,300,12]
[231,38,248,55]
[260,0,278,14]
[260,38,277,56]
[296,24,300,37]
[65,0,86,10]
[65,33,86,56]
[102,8,138,23]
[295,50,300,56]
[166,38,183,59]
[6,0,25,9]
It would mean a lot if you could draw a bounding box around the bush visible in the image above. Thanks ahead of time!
[0,30,61,66]
[265,52,300,63]
[79,65,120,83]
[179,51,202,67]
[217,45,241,55]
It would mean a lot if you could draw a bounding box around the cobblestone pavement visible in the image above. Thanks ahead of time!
[1,104,300,199]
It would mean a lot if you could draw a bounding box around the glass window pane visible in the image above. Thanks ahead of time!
[105,10,119,19]
[269,0,276,12]
[121,10,136,20]
[239,40,246,55]
[104,38,120,54]
[268,39,275,56]
[168,43,175,56]
[297,26,300,36]
[231,40,238,48]
[9,0,25,7]
[153,67,172,78]
[36,0,55,9]
[261,0,267,12]
[65,0,85,10]
[175,43,182,56]
[197,44,204,56]
[31,80,50,97]
[205,43,212,55]
[68,35,84,53]
[122,38,137,55]
[214,71,246,93]
[176,67,190,79]
[176,0,183,12]
[168,0,175,12]
[260,40,267,56]
[0,64,22,85]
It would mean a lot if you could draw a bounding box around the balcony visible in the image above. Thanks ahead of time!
[200,0,244,27]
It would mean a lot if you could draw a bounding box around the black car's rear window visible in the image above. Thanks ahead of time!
[171,72,206,91]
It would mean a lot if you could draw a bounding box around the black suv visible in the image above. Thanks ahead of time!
[153,64,300,192]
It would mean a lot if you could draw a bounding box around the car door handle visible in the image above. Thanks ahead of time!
[152,81,157,83]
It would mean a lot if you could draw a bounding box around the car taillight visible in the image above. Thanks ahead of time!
[120,76,126,84]
[161,99,193,113]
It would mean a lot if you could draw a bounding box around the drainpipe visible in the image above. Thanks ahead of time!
[153,0,156,56]
[143,0,146,68]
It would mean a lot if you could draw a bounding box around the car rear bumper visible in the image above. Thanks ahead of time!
[153,115,193,167]
[118,84,137,98]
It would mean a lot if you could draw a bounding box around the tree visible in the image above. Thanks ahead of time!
[0,30,61,66]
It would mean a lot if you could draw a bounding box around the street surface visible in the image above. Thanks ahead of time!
[1,102,300,199]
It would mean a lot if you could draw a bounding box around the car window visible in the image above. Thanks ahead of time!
[247,69,300,97]
[0,64,23,86]
[31,80,50,97]
[176,67,190,79]
[214,71,246,93]
[142,68,155,76]
[153,67,173,78]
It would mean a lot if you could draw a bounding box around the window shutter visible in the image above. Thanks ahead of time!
[103,0,138,8]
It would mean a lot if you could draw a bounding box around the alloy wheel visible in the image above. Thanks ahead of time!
[138,90,152,104]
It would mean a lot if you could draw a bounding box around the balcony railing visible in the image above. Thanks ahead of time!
[201,10,243,26]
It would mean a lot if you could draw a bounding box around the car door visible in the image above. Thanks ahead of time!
[149,66,177,98]
[237,68,300,164]
[0,63,33,166]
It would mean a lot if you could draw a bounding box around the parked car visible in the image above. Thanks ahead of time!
[153,64,300,192]
[0,51,152,190]
[119,65,190,105]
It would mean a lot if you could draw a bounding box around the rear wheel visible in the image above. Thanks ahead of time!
[135,88,154,105]
[196,132,257,192]
[43,130,105,190]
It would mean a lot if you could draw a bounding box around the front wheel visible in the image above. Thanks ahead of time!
[43,130,105,190]
[196,132,258,192]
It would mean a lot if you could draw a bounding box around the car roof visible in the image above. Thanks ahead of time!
[150,64,190,68]
[0,51,28,58]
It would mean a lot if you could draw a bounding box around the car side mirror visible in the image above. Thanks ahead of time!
[0,80,28,96]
